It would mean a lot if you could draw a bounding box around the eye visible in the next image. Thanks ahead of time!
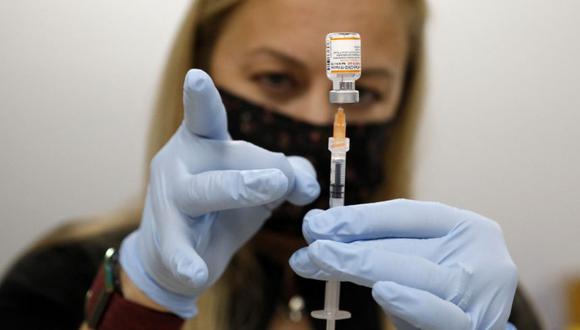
[251,72,300,98]
[357,86,384,106]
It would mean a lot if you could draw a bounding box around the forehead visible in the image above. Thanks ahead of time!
[220,0,409,70]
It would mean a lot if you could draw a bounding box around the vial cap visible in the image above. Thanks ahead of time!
[329,90,359,104]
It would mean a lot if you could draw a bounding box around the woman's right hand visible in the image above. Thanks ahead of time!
[119,69,320,318]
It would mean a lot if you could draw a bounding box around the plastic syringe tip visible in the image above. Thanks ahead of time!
[333,107,346,140]
[331,107,347,149]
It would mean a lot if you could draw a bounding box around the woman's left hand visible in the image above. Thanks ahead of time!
[289,199,518,330]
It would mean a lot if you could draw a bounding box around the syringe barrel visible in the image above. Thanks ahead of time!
[328,138,349,208]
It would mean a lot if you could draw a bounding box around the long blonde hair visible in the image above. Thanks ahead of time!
[34,0,427,328]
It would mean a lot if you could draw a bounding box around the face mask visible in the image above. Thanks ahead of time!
[219,88,394,236]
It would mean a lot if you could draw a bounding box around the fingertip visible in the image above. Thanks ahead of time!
[302,209,325,243]
[182,69,229,140]
[303,179,321,203]
[289,248,334,281]
[306,240,358,277]
[371,282,386,304]
[306,239,332,261]
[184,69,212,92]
[372,281,395,302]
[286,156,320,206]
[303,240,359,283]
[175,262,208,286]
[172,252,209,287]
[288,249,313,275]
[288,251,300,269]
[303,208,335,239]
[287,183,320,206]
[287,156,317,177]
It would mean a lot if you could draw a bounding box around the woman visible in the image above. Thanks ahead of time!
[0,0,542,329]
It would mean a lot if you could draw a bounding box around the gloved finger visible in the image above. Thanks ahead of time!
[302,199,463,242]
[372,281,471,330]
[174,169,289,217]
[196,139,297,196]
[150,197,210,290]
[348,237,442,262]
[119,230,204,318]
[302,209,325,244]
[302,240,469,304]
[285,156,320,206]
[289,247,334,280]
[183,69,230,140]
[302,210,442,257]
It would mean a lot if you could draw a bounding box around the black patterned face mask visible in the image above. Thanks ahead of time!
[219,88,394,236]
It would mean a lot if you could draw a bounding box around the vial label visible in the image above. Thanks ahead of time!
[326,33,361,75]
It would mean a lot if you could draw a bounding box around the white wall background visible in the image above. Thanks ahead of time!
[0,0,189,270]
[0,0,578,328]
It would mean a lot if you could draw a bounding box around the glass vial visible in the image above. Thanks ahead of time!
[326,32,361,104]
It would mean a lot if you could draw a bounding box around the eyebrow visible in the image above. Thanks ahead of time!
[247,48,308,71]
[362,68,395,80]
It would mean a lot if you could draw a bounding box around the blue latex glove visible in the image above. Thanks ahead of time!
[290,199,518,329]
[120,69,320,318]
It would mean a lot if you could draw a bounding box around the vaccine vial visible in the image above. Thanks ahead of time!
[326,32,361,104]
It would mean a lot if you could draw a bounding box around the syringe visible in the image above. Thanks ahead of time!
[311,31,360,330]
[310,107,351,330]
